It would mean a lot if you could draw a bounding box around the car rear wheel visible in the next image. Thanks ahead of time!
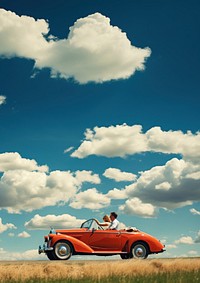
[131,242,149,259]
[53,241,73,260]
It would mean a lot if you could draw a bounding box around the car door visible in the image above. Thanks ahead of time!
[88,230,122,251]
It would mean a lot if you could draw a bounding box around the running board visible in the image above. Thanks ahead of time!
[92,251,128,254]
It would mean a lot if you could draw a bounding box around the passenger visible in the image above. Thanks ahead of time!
[107,212,119,230]
[95,215,111,230]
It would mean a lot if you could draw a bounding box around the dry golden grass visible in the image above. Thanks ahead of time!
[0,258,199,282]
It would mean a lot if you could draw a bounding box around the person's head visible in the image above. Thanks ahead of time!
[103,215,110,222]
[110,212,118,221]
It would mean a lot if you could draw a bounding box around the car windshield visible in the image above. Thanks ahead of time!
[80,219,93,229]
[80,219,103,230]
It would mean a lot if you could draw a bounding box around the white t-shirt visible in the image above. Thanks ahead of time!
[109,219,119,230]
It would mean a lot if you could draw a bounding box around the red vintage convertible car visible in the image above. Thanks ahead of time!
[38,219,165,260]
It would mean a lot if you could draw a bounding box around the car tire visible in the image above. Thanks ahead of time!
[53,241,73,260]
[131,242,149,259]
[46,251,56,260]
[120,253,130,259]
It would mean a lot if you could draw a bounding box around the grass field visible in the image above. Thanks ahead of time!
[0,258,199,283]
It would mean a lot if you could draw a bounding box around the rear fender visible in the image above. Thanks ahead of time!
[50,234,94,254]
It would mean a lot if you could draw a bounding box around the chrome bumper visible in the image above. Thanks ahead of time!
[38,244,53,254]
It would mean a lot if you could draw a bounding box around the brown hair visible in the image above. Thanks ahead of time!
[103,215,110,222]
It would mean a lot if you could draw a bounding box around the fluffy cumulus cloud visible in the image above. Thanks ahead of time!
[0,9,49,59]
[0,217,16,233]
[119,197,156,217]
[25,214,86,230]
[0,152,48,172]
[71,124,200,162]
[0,9,151,83]
[0,153,101,212]
[75,170,100,185]
[122,158,200,211]
[103,168,136,182]
[71,124,200,215]
[71,124,148,158]
[0,95,6,106]
[69,188,110,210]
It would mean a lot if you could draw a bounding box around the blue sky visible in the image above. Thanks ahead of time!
[0,0,200,260]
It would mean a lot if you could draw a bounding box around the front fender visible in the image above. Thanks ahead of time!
[127,232,164,253]
[50,234,94,254]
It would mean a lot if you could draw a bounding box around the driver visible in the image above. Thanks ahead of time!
[107,212,119,230]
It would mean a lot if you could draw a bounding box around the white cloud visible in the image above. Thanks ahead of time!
[119,197,156,217]
[190,208,200,215]
[0,249,45,261]
[18,231,31,238]
[0,9,151,84]
[120,158,200,211]
[175,236,194,245]
[106,188,127,199]
[71,124,147,158]
[0,9,49,59]
[0,95,6,106]
[0,152,48,172]
[71,124,200,163]
[103,168,136,182]
[25,213,86,230]
[0,217,16,233]
[188,250,198,255]
[64,147,74,153]
[0,167,101,213]
[69,188,110,210]
[166,244,177,249]
[75,170,101,185]
[194,230,200,243]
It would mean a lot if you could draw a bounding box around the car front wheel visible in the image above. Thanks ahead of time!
[120,253,130,260]
[53,241,73,260]
[46,251,56,260]
[131,242,149,259]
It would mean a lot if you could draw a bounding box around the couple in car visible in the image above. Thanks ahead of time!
[95,212,119,230]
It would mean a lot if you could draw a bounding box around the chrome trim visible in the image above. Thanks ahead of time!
[38,244,53,254]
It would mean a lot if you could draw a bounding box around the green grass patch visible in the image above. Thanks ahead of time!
[2,270,200,283]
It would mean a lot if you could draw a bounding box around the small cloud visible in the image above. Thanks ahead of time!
[0,218,16,234]
[175,236,194,245]
[0,95,6,106]
[64,147,74,154]
[8,233,15,237]
[166,244,177,249]
[103,168,137,182]
[190,208,200,215]
[194,230,200,243]
[188,250,198,255]
[18,231,31,238]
